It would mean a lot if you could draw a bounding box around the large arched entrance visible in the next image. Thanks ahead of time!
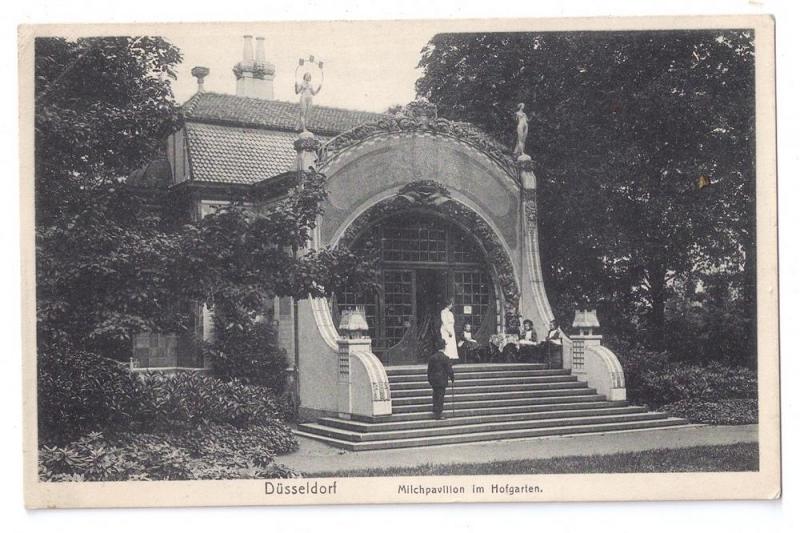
[332,210,500,365]
[294,109,550,418]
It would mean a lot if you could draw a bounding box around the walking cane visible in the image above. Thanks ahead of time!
[451,378,455,417]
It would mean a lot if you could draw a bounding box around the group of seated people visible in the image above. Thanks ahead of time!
[455,319,564,366]
[513,319,563,364]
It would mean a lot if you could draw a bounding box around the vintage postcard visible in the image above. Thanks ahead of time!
[20,14,779,508]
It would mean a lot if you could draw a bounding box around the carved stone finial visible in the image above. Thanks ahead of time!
[294,130,320,172]
[573,309,601,336]
[339,306,370,339]
[517,155,535,172]
[402,97,438,125]
[191,66,210,93]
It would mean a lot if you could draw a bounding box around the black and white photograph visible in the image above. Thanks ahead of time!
[19,14,779,508]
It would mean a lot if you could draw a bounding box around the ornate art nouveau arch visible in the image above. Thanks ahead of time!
[336,180,521,317]
[316,98,520,185]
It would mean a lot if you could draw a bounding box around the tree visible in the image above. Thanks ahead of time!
[416,31,755,358]
[35,36,182,224]
[35,37,377,359]
[35,36,184,354]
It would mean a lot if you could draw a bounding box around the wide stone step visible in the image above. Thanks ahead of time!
[388,367,564,383]
[392,387,598,407]
[294,417,691,451]
[392,393,607,413]
[385,400,630,421]
[385,363,547,376]
[301,412,669,442]
[390,374,579,390]
[391,380,588,398]
[318,405,649,433]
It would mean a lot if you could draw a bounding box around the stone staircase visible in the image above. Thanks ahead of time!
[295,363,689,451]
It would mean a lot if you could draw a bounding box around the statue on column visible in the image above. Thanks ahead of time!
[295,56,324,132]
[513,102,529,159]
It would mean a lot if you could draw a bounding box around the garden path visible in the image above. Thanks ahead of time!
[279,424,758,474]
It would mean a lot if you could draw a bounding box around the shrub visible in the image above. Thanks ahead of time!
[661,399,758,425]
[38,429,300,482]
[256,462,302,479]
[165,424,299,479]
[614,345,670,403]
[38,349,141,445]
[209,320,288,393]
[38,348,300,480]
[616,346,757,407]
[168,423,298,462]
[39,348,297,442]
[39,432,195,481]
[636,361,757,406]
[134,371,293,431]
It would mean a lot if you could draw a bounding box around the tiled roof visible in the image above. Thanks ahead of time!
[185,123,330,184]
[182,92,386,136]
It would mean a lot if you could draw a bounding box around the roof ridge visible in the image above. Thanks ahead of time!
[180,91,204,116]
[182,91,387,117]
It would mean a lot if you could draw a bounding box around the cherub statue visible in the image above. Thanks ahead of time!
[513,102,529,158]
[295,58,324,132]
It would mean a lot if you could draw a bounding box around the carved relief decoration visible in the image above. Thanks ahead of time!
[523,188,537,228]
[294,136,322,152]
[318,113,520,181]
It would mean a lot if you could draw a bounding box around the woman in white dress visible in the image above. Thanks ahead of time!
[440,298,459,360]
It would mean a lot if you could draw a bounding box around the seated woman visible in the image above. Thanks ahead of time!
[543,319,565,368]
[517,319,541,362]
[457,323,481,363]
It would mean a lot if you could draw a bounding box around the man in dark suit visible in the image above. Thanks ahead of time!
[427,337,455,419]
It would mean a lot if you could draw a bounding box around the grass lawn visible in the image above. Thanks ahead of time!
[308,442,758,477]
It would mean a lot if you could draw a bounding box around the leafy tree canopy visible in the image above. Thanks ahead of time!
[35,36,183,224]
[416,31,755,357]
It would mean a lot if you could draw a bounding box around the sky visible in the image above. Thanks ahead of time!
[164,21,435,112]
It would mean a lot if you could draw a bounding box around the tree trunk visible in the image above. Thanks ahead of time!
[742,233,758,369]
[647,263,668,351]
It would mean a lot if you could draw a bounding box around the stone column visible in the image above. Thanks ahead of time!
[294,131,321,174]
[518,154,554,341]
[518,154,537,192]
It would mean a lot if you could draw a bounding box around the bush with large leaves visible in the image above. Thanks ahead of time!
[208,320,288,392]
[38,349,141,445]
[38,350,301,479]
[615,344,756,408]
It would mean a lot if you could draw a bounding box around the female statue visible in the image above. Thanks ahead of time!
[295,62,323,132]
[513,102,529,158]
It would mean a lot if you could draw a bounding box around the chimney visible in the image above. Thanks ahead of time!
[242,35,254,65]
[255,37,266,65]
[233,34,275,99]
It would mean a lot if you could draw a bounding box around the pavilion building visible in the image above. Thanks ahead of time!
[130,35,687,449]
